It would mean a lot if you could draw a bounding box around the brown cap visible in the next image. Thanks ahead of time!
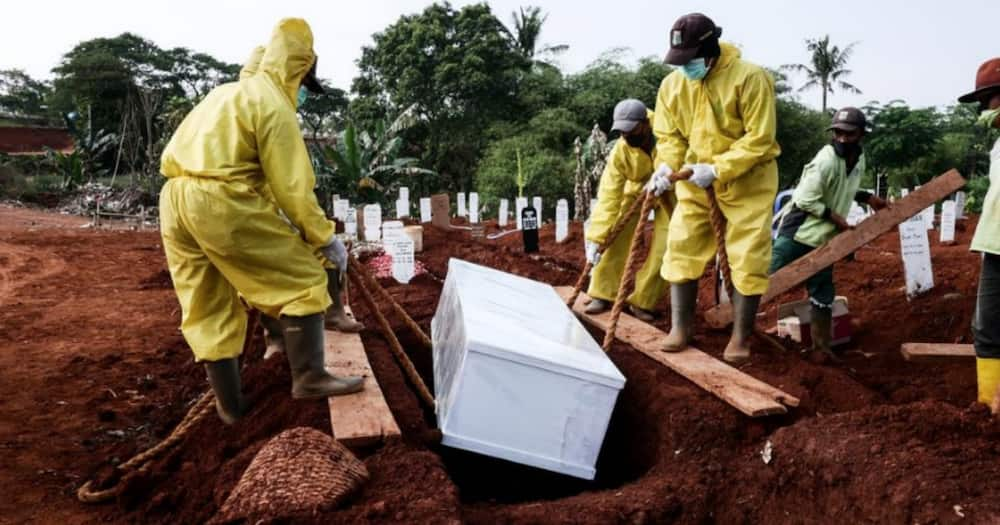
[827,107,867,132]
[958,57,1000,104]
[664,13,722,66]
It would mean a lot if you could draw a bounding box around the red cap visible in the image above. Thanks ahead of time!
[958,57,1000,104]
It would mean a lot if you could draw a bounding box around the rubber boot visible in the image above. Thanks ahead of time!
[807,305,836,364]
[976,357,1000,412]
[723,291,760,364]
[661,281,697,352]
[260,314,285,360]
[204,358,246,425]
[585,298,611,314]
[628,304,656,322]
[324,269,364,333]
[282,313,364,399]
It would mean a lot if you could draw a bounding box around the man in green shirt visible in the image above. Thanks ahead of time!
[958,57,1000,412]
[771,107,887,361]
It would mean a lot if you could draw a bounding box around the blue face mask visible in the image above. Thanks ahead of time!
[297,86,308,107]
[680,58,710,81]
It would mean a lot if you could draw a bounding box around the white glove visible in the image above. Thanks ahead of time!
[644,163,673,196]
[684,163,718,188]
[585,240,601,265]
[322,236,348,271]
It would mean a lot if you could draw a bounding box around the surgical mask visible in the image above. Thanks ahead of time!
[831,140,862,159]
[680,58,710,81]
[977,107,1000,129]
[624,131,649,149]
[297,86,308,107]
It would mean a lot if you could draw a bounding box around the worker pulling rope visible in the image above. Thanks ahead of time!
[565,195,646,308]
[77,312,261,504]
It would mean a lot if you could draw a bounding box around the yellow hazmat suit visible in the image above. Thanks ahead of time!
[654,42,780,296]
[159,18,333,362]
[586,129,671,311]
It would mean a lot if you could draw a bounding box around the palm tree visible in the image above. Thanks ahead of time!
[315,104,436,204]
[510,6,568,69]
[782,35,861,112]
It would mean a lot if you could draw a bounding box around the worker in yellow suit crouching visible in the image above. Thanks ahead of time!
[584,99,672,322]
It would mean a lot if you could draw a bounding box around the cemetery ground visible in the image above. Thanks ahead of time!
[2,203,1000,524]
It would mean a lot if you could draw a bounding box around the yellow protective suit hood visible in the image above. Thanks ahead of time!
[239,46,266,80]
[260,18,316,108]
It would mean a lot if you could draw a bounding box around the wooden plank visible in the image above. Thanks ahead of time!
[555,287,799,417]
[325,306,401,447]
[901,342,975,362]
[431,193,451,229]
[706,169,967,326]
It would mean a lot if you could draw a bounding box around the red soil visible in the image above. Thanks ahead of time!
[1,204,998,524]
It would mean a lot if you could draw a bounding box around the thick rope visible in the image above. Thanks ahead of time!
[348,269,436,410]
[565,194,646,308]
[349,253,432,349]
[78,313,261,504]
[602,192,658,351]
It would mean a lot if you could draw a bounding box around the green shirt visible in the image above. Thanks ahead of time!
[779,144,866,248]
[972,138,1000,255]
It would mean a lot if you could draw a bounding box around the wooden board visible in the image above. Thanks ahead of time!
[556,287,799,417]
[325,307,401,447]
[431,193,451,230]
[706,169,967,326]
[901,342,975,362]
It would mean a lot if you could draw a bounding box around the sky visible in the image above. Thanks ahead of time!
[2,0,998,111]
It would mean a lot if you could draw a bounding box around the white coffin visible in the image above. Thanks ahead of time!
[431,258,625,480]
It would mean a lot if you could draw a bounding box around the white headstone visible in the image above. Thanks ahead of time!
[396,199,409,219]
[901,188,909,198]
[555,199,569,242]
[382,220,405,242]
[333,199,349,221]
[469,192,480,224]
[922,204,935,230]
[899,217,934,299]
[420,197,432,223]
[516,197,528,230]
[399,187,409,203]
[344,207,358,237]
[457,192,467,217]
[847,202,867,226]
[956,192,966,219]
[363,204,382,242]
[499,199,509,227]
[940,200,957,244]
[533,197,543,222]
[388,237,415,284]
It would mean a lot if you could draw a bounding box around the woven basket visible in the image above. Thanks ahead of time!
[214,427,369,522]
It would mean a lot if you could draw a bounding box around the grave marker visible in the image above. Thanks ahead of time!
[899,217,934,299]
[499,199,509,227]
[457,192,467,217]
[956,191,966,219]
[533,196,543,223]
[522,206,539,252]
[420,197,432,224]
[469,192,480,224]
[333,199,349,222]
[516,197,528,230]
[431,194,450,229]
[388,237,415,284]
[344,207,358,238]
[555,199,569,242]
[940,200,956,244]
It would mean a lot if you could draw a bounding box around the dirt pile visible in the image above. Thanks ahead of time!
[2,205,999,524]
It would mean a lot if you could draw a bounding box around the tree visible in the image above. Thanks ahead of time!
[565,54,670,132]
[863,101,943,190]
[783,35,861,112]
[509,6,568,69]
[313,104,435,206]
[774,98,830,189]
[298,81,349,140]
[0,70,51,117]
[350,2,530,190]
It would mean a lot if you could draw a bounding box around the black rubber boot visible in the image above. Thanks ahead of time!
[662,281,697,352]
[204,358,246,425]
[324,269,364,333]
[807,305,837,364]
[723,291,761,364]
[281,313,364,399]
[260,314,285,359]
